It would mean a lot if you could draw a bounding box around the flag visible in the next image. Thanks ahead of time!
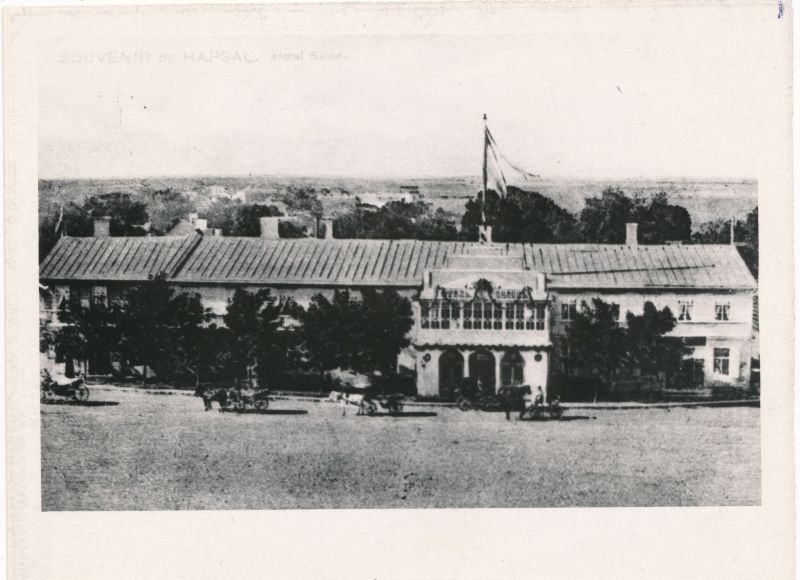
[484,126,541,198]
[54,202,64,236]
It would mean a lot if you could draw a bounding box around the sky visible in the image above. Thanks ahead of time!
[35,4,783,180]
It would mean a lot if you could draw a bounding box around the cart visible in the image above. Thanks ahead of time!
[41,370,90,403]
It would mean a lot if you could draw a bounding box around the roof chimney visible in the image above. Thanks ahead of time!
[213,228,223,237]
[195,218,208,232]
[93,216,111,238]
[259,216,281,239]
[189,212,199,225]
[323,218,334,240]
[626,223,638,246]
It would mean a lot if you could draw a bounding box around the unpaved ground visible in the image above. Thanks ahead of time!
[41,389,760,510]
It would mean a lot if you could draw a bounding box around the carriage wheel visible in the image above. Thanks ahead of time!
[550,406,563,420]
[456,398,472,412]
[364,401,378,416]
[73,386,90,402]
[532,407,544,420]
[42,388,55,403]
[388,402,404,415]
[255,400,269,411]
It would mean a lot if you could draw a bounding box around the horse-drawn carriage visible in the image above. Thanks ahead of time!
[40,369,90,403]
[454,379,565,420]
[199,384,271,412]
[326,369,405,416]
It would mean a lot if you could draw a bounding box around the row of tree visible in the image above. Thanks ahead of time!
[563,298,682,402]
[42,277,414,387]
[39,185,758,278]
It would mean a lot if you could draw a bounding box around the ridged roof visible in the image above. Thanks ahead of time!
[40,235,757,290]
[39,235,201,281]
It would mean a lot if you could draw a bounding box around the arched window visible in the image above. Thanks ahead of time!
[500,350,525,387]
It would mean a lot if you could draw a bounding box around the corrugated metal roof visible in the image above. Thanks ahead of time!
[39,236,757,290]
[39,235,201,281]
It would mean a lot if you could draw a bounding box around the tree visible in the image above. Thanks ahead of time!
[636,192,692,244]
[53,294,121,377]
[334,201,459,240]
[360,288,414,374]
[283,186,324,234]
[115,275,206,384]
[146,189,196,235]
[563,298,626,402]
[461,187,579,242]
[301,289,413,374]
[162,290,213,386]
[624,302,682,383]
[222,288,300,385]
[83,193,149,236]
[205,200,284,236]
[578,188,692,244]
[692,207,758,278]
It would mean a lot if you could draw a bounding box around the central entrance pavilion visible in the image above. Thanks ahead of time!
[413,244,551,399]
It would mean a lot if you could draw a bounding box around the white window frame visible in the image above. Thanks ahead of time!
[713,347,730,375]
[561,300,577,321]
[678,300,693,321]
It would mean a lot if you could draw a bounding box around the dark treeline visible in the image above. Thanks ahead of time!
[39,184,758,277]
[42,277,414,390]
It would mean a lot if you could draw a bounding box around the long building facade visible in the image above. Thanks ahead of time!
[39,218,758,398]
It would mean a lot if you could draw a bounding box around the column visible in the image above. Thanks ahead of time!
[462,349,472,379]
[494,349,503,391]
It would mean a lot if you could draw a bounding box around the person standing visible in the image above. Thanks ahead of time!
[498,384,512,420]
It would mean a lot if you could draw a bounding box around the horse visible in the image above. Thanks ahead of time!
[197,386,231,411]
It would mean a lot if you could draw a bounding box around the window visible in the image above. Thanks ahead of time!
[505,303,516,330]
[535,303,546,330]
[420,302,430,329]
[92,285,108,306]
[463,302,474,329]
[713,348,730,375]
[429,303,440,329]
[715,302,730,321]
[561,300,577,321]
[440,302,451,330]
[482,302,493,330]
[450,302,461,329]
[492,303,503,330]
[524,304,536,330]
[678,301,693,321]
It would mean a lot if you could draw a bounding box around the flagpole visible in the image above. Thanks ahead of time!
[481,113,488,226]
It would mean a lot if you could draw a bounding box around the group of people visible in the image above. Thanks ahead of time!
[493,382,546,421]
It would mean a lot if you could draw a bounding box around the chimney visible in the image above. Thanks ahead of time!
[93,216,111,238]
[213,228,223,237]
[626,223,638,246]
[189,212,199,225]
[259,216,281,239]
[194,218,208,232]
[323,218,334,240]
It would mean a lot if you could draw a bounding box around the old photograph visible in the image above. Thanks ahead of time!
[30,4,768,513]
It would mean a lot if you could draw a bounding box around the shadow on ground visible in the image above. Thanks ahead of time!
[218,409,309,415]
[517,415,594,422]
[41,400,120,407]
[369,411,439,418]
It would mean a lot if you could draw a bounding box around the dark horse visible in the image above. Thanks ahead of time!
[196,386,231,411]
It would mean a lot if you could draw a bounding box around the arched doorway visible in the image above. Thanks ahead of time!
[439,349,464,400]
[469,349,496,393]
[500,350,525,387]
